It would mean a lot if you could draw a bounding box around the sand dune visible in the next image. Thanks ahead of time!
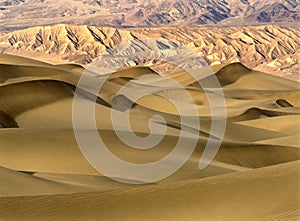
[1,161,299,220]
[0,53,299,220]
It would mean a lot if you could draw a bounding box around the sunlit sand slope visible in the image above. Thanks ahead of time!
[1,161,299,220]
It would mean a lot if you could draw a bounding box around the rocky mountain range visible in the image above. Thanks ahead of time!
[0,24,299,80]
[0,0,299,31]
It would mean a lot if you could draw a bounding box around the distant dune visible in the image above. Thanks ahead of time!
[0,53,299,220]
[0,24,299,81]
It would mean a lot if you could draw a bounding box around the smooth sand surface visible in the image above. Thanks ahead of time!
[0,54,299,220]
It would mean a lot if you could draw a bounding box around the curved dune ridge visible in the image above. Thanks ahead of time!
[0,53,299,220]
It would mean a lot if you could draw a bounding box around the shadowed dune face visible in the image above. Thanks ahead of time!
[0,54,299,220]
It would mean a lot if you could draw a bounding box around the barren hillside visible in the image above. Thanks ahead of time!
[0,24,299,80]
[0,0,298,31]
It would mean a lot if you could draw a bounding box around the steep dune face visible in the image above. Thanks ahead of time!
[0,0,298,31]
[0,25,299,80]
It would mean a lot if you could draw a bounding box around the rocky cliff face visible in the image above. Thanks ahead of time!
[0,0,299,31]
[0,24,299,80]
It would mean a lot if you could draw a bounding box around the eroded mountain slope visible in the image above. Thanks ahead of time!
[0,25,299,80]
[0,0,299,31]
